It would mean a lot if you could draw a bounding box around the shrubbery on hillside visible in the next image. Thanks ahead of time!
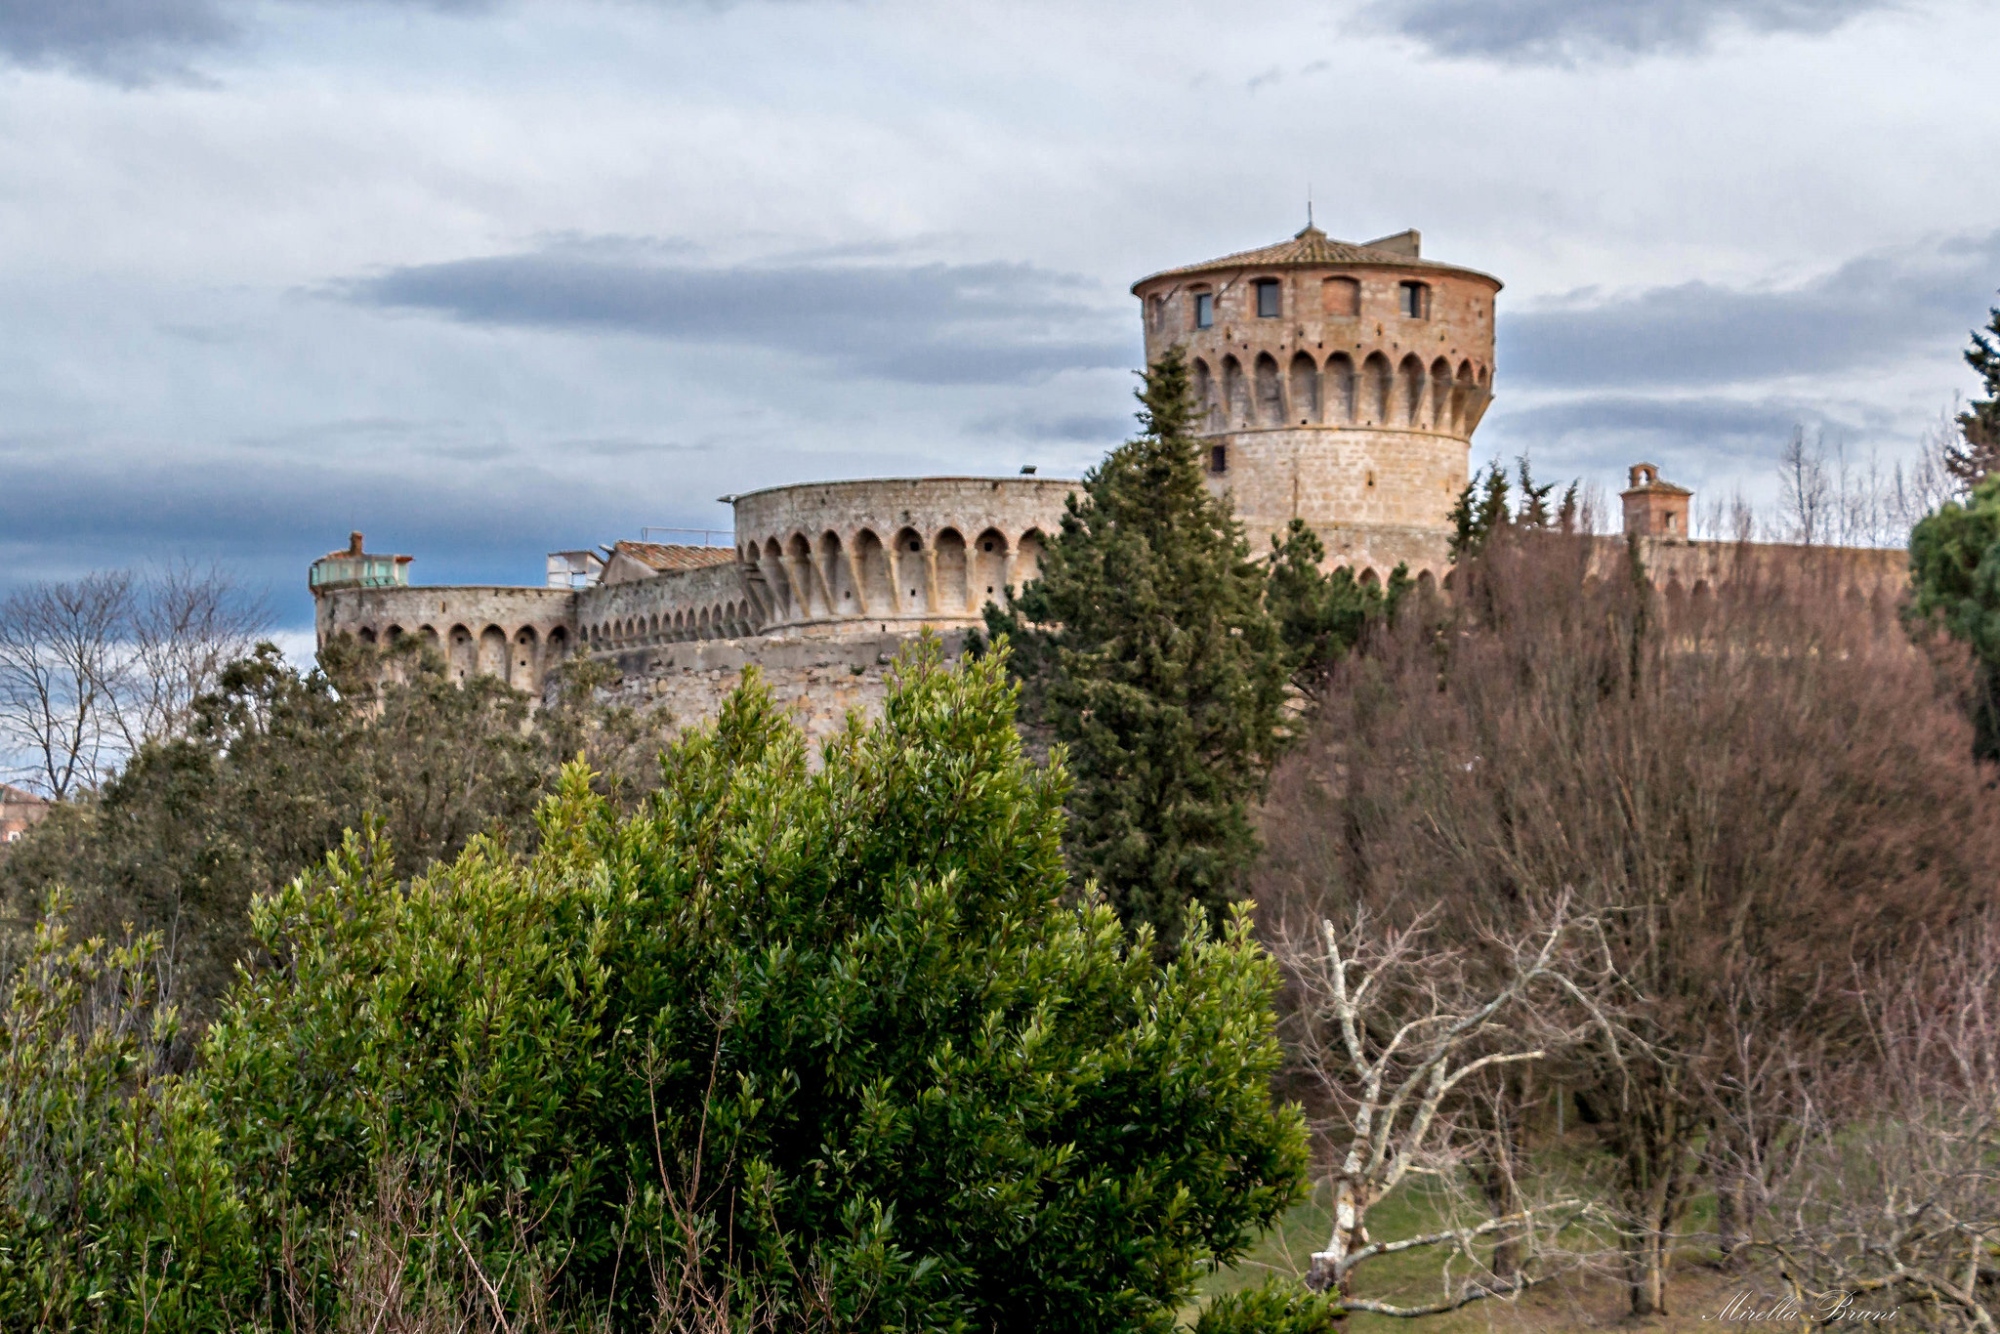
[1,642,1308,1332]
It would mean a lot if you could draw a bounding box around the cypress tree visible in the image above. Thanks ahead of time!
[1949,298,2000,486]
[988,348,1289,944]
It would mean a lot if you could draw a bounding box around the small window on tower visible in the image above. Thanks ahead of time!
[1210,444,1228,474]
[1399,281,1430,319]
[1255,279,1281,318]
[1193,291,1214,329]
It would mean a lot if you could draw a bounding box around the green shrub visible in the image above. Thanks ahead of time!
[0,902,254,1332]
[199,640,1308,1332]
[1194,1277,1342,1334]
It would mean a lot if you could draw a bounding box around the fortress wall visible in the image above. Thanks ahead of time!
[1625,538,1909,600]
[1210,426,1464,573]
[316,584,577,692]
[730,477,1079,634]
[592,630,970,751]
[576,563,757,652]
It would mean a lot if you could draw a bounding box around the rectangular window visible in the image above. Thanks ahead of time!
[1210,444,1228,473]
[1194,292,1213,329]
[1255,279,1281,319]
[1399,281,1429,319]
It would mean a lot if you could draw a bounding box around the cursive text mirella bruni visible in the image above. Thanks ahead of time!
[1706,1290,1898,1322]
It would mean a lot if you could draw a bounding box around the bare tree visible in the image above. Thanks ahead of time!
[0,573,135,799]
[1779,425,1832,546]
[0,565,271,798]
[1747,921,2000,1331]
[1273,898,1616,1314]
[1259,530,2000,1316]
[118,561,272,751]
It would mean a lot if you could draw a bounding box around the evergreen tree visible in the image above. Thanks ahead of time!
[1949,298,2000,486]
[1264,519,1404,693]
[988,348,1289,944]
[1908,473,2000,759]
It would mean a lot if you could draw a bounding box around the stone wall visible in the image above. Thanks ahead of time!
[1626,537,1908,601]
[577,562,759,652]
[594,630,970,750]
[315,583,577,692]
[730,477,1079,637]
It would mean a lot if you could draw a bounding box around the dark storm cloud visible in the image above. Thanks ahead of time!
[1367,0,1891,63]
[1499,230,2000,391]
[0,0,493,76]
[348,246,1134,386]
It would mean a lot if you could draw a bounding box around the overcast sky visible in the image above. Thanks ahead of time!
[2,0,1996,628]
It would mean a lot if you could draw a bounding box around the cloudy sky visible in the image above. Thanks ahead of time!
[2,0,1996,628]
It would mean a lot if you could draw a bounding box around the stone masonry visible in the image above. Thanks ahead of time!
[312,224,1909,737]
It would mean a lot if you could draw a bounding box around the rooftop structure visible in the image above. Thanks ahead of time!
[309,531,412,591]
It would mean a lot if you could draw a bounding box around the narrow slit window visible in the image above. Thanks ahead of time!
[1255,279,1281,319]
[1193,291,1214,329]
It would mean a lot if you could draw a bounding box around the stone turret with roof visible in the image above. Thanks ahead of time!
[1132,223,1502,582]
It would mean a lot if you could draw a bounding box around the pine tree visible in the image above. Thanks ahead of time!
[1949,299,2000,486]
[988,348,1289,945]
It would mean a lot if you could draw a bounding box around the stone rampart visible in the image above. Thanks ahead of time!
[577,562,757,653]
[730,476,1078,637]
[595,630,970,750]
[1624,537,1908,601]
[315,584,577,692]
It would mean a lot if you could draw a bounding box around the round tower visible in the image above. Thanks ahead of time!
[1132,225,1501,579]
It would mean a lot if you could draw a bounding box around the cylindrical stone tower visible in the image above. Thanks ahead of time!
[1132,225,1501,579]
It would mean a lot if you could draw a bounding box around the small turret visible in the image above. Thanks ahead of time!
[1622,463,1692,539]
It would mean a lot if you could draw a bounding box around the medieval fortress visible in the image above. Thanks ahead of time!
[312,224,1903,735]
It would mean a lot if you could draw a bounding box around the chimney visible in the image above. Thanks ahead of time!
[348,531,365,556]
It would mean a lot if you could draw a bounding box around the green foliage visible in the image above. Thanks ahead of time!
[1908,474,2000,757]
[1193,1277,1342,1334]
[1264,519,1405,692]
[1950,298,2000,485]
[198,641,1308,1332]
[1447,458,1578,563]
[987,349,1292,944]
[0,637,671,1027]
[0,900,254,1332]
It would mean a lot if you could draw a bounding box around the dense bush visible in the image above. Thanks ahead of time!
[191,641,1305,1330]
[1193,1279,1342,1334]
[0,904,253,1332]
[1,637,671,1027]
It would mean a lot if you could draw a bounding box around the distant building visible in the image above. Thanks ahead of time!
[308,224,1906,740]
[0,783,50,848]
[1622,463,1692,538]
[546,550,605,590]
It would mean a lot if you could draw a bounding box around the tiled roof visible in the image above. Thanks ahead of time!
[609,541,737,572]
[0,783,48,808]
[1133,225,1495,290]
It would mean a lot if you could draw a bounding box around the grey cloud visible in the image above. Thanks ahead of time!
[0,0,234,75]
[1368,0,1889,63]
[0,0,494,76]
[1498,230,2000,391]
[347,246,1135,386]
